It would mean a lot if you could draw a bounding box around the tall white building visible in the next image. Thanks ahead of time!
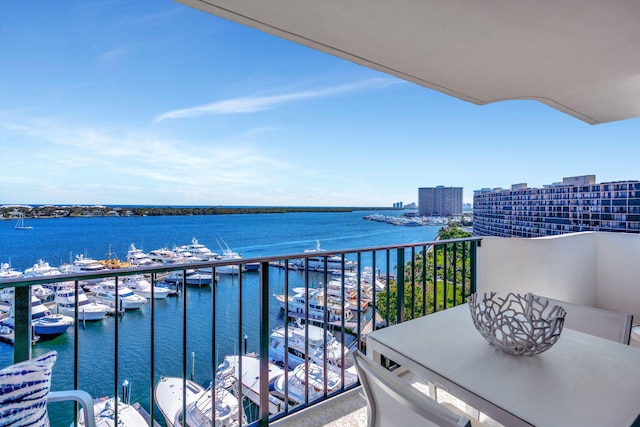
[418,186,463,216]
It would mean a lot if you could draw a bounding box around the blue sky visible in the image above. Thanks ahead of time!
[1,1,638,207]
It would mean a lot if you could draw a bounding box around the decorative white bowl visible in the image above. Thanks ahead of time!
[469,292,566,356]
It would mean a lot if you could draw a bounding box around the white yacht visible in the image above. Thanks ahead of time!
[76,396,148,427]
[216,354,286,414]
[172,245,204,263]
[55,287,112,321]
[314,281,369,312]
[291,241,357,272]
[0,296,74,336]
[23,259,63,278]
[90,280,147,310]
[271,362,344,405]
[126,244,157,267]
[274,288,353,324]
[60,254,109,275]
[155,376,245,427]
[215,250,244,275]
[325,278,373,303]
[214,240,245,275]
[123,275,173,299]
[148,248,185,265]
[268,322,352,370]
[31,284,55,302]
[0,263,23,280]
[164,269,215,287]
[183,238,219,260]
[0,287,14,308]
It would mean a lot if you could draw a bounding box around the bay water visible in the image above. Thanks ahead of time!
[0,210,440,425]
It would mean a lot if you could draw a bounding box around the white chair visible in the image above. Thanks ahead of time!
[533,294,634,344]
[351,349,471,427]
[0,350,96,427]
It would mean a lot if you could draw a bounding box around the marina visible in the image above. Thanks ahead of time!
[0,210,441,426]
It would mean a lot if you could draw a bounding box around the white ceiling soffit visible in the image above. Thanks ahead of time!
[177,0,640,125]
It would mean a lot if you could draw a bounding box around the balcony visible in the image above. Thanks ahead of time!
[2,232,638,426]
[0,237,478,426]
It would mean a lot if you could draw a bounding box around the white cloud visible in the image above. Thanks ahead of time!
[99,47,128,65]
[153,78,401,123]
[0,113,300,205]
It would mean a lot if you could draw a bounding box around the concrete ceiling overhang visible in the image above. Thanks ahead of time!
[176,0,640,124]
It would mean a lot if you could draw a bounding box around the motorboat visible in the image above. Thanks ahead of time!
[268,321,353,370]
[183,238,219,260]
[31,297,74,335]
[216,354,286,414]
[0,296,74,336]
[214,240,245,275]
[214,251,244,275]
[0,287,13,306]
[291,241,357,272]
[123,275,173,298]
[172,245,205,263]
[23,259,63,278]
[126,244,157,267]
[274,287,354,324]
[315,281,369,312]
[90,280,147,310]
[164,269,215,287]
[148,248,186,265]
[0,263,23,280]
[60,254,109,275]
[31,284,55,302]
[271,361,343,405]
[76,381,148,427]
[359,266,386,293]
[154,376,245,427]
[98,256,131,270]
[324,278,373,303]
[55,286,112,321]
[22,262,67,300]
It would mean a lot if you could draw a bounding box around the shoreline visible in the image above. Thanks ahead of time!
[1,205,400,219]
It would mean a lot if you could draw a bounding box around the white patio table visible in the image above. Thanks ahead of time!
[366,303,640,427]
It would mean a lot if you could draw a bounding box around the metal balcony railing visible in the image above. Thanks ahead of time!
[0,237,480,426]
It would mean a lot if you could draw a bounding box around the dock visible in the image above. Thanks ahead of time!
[0,332,40,346]
[0,326,39,346]
[268,260,345,275]
[0,330,14,345]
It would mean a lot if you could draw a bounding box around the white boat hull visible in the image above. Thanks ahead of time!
[271,362,344,405]
[155,376,243,427]
[216,354,285,414]
[76,397,148,427]
[58,305,109,321]
[268,323,352,370]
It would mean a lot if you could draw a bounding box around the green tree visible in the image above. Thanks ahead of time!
[375,226,473,324]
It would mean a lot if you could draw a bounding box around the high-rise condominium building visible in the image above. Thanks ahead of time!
[473,175,640,237]
[418,186,463,216]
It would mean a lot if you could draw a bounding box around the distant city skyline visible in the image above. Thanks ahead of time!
[1,1,639,207]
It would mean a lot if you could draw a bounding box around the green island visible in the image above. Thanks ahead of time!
[1,205,400,219]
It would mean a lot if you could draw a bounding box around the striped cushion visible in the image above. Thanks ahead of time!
[0,350,57,427]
